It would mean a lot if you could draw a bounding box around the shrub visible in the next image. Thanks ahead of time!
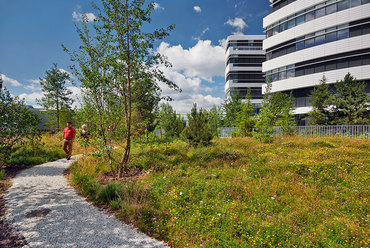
[97,183,122,204]
[181,104,213,147]
[0,169,5,180]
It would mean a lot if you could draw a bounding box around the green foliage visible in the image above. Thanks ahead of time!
[234,88,255,137]
[97,183,122,204]
[0,169,5,180]
[71,173,100,199]
[71,137,370,247]
[330,73,370,124]
[223,90,242,127]
[157,103,184,140]
[38,63,73,129]
[308,76,331,125]
[0,88,40,162]
[207,106,223,137]
[254,82,274,143]
[182,104,214,147]
[255,80,295,142]
[64,0,179,177]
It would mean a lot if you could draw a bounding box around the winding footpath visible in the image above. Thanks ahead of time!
[5,156,167,248]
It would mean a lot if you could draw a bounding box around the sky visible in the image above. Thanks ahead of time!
[0,0,270,113]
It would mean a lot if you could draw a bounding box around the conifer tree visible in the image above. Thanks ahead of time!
[182,104,213,147]
[308,76,331,125]
[234,88,255,137]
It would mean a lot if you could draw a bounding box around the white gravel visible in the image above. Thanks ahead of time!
[5,156,168,248]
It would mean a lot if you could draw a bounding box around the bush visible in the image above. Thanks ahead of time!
[97,183,122,204]
[181,104,213,147]
[0,169,5,180]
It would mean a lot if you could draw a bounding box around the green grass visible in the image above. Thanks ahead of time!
[70,136,370,247]
[0,169,5,180]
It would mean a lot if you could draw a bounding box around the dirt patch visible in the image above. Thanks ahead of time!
[0,164,29,247]
[96,167,143,185]
[25,208,52,218]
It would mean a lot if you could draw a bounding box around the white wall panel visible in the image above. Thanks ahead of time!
[262,65,370,94]
[263,34,370,72]
[263,4,370,50]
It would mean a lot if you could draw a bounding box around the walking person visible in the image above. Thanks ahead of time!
[79,124,89,153]
[63,122,76,160]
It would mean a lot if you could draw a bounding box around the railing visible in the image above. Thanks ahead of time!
[220,125,370,139]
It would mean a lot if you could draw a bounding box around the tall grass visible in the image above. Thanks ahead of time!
[70,136,370,247]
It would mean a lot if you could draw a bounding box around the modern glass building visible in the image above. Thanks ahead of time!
[225,35,266,108]
[263,0,370,123]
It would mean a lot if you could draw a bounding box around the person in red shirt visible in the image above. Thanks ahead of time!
[63,122,76,160]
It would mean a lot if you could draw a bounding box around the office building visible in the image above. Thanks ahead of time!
[263,0,370,123]
[225,35,266,108]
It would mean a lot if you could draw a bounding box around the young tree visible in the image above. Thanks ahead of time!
[207,106,223,137]
[254,79,295,142]
[64,0,179,178]
[39,63,73,129]
[223,90,243,127]
[234,88,255,137]
[330,73,369,124]
[182,104,213,147]
[0,88,40,162]
[308,76,332,125]
[157,103,184,140]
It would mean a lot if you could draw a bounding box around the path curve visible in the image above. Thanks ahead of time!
[5,156,167,248]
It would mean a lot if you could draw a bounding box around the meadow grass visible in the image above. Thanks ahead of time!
[70,136,370,247]
[6,132,86,166]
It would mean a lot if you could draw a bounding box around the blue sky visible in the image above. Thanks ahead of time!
[0,0,270,113]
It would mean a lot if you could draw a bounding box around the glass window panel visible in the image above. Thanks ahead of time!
[279,71,287,80]
[287,69,295,78]
[326,32,337,43]
[280,22,288,32]
[362,0,370,4]
[295,68,305,77]
[349,57,362,67]
[326,4,337,15]
[337,29,349,40]
[325,61,337,71]
[337,0,349,11]
[315,8,325,19]
[315,64,325,73]
[305,11,315,22]
[337,59,348,69]
[315,35,325,45]
[305,38,315,48]
[350,26,363,37]
[362,54,370,65]
[272,73,279,82]
[296,41,305,50]
[296,15,305,25]
[287,19,296,29]
[363,24,370,34]
[273,26,279,35]
[305,66,315,75]
[351,0,362,7]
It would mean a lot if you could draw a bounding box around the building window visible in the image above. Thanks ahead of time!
[315,7,325,19]
[337,0,349,11]
[305,38,315,48]
[325,31,337,43]
[315,35,325,46]
[337,29,349,40]
[351,0,362,7]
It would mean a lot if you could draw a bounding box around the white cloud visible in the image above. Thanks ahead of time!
[1,73,22,87]
[157,40,225,82]
[192,27,210,41]
[225,17,248,34]
[193,6,201,13]
[156,39,225,113]
[72,11,96,22]
[17,86,82,108]
[18,92,44,105]
[153,2,164,11]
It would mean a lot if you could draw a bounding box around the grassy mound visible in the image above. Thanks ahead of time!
[70,137,369,247]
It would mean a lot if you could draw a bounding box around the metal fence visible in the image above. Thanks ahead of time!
[220,125,370,139]
[220,127,238,138]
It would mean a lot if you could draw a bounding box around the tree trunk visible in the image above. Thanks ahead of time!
[56,99,59,130]
[119,0,132,178]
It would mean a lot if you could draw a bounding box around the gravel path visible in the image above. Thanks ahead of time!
[5,156,168,248]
